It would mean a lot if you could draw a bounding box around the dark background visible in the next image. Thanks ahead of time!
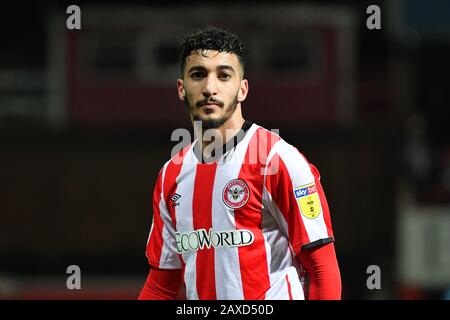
[0,0,449,299]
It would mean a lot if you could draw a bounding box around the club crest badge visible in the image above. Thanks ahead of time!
[223,179,250,209]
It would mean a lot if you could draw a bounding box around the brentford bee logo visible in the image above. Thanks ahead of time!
[223,179,250,209]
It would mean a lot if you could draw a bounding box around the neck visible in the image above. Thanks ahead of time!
[192,105,245,156]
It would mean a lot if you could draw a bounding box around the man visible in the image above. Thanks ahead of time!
[139,27,341,300]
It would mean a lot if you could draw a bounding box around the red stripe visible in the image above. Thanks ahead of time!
[193,163,218,300]
[148,144,191,268]
[164,144,193,229]
[285,275,293,300]
[234,129,276,299]
[164,146,194,268]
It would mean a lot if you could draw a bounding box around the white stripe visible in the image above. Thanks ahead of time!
[260,208,274,290]
[255,127,279,293]
[262,186,290,247]
[145,163,170,252]
[158,160,182,268]
[159,224,181,268]
[212,124,259,299]
[262,266,304,300]
[261,202,302,300]
[287,267,304,300]
[175,144,199,299]
[212,166,244,299]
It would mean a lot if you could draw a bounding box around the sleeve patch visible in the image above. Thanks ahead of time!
[293,183,322,219]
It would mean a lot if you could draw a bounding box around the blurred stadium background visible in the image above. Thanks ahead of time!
[0,0,449,299]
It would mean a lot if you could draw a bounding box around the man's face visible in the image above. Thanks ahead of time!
[177,50,248,129]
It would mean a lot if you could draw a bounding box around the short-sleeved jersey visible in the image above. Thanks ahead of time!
[145,123,335,300]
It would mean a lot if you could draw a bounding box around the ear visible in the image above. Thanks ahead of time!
[238,79,249,103]
[177,79,186,101]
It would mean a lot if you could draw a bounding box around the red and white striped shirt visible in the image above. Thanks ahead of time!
[145,123,335,300]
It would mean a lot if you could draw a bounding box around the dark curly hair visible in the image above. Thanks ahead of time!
[179,26,246,78]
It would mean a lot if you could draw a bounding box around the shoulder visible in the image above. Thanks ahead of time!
[254,127,313,179]
[166,141,196,168]
[154,141,196,184]
[252,124,310,168]
[271,139,310,165]
[250,124,281,146]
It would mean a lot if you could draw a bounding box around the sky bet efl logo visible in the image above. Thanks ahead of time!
[294,183,322,219]
[175,228,254,253]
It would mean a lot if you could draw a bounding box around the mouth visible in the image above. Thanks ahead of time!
[201,104,221,114]
[200,102,222,109]
[197,98,224,107]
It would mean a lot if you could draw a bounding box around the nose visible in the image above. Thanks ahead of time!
[202,74,218,97]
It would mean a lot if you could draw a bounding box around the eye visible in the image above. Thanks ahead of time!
[191,72,205,80]
[218,73,231,80]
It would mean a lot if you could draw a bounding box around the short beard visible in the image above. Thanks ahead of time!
[188,94,239,130]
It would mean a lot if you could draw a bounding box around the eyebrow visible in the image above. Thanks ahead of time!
[188,65,236,74]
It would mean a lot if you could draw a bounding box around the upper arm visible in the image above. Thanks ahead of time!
[145,165,182,269]
[264,140,335,256]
